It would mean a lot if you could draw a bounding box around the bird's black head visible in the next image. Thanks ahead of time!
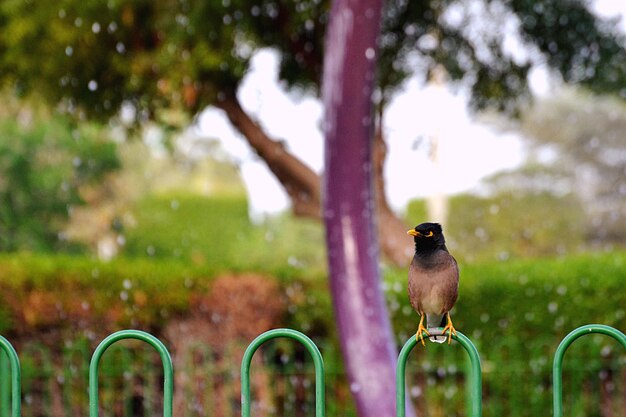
[407,222,447,253]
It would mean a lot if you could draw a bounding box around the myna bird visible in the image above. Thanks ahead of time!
[407,222,459,345]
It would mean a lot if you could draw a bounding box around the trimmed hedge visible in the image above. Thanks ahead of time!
[1,250,624,343]
[0,251,624,417]
[386,251,626,345]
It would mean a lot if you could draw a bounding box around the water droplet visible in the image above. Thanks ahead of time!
[350,383,361,393]
[365,47,375,60]
[410,386,422,398]
[123,279,132,289]
[88,80,98,91]
[65,46,73,56]
[92,22,101,33]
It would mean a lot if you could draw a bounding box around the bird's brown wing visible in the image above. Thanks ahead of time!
[407,262,424,313]
[441,256,459,312]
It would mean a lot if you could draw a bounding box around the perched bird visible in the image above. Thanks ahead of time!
[407,222,459,345]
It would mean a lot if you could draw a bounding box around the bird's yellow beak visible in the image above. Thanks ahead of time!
[407,229,433,237]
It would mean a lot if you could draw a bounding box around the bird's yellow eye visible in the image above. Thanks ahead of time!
[425,231,433,237]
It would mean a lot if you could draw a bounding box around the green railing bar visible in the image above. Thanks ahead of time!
[552,324,626,417]
[0,350,9,417]
[89,330,173,417]
[0,336,21,417]
[396,328,482,417]
[241,328,325,417]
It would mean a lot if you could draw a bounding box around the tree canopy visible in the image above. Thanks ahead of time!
[505,89,626,244]
[0,106,119,252]
[2,0,626,119]
[2,0,626,264]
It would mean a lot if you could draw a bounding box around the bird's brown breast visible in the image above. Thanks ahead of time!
[407,250,459,315]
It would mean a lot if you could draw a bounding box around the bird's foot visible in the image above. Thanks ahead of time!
[416,316,430,346]
[442,314,457,345]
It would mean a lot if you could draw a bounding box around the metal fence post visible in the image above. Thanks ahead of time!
[396,329,482,417]
[552,324,626,417]
[0,336,21,417]
[89,330,173,417]
[241,328,325,417]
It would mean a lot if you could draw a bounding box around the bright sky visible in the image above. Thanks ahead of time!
[196,0,625,220]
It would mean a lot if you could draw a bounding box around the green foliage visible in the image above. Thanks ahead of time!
[0,115,119,252]
[406,192,586,261]
[510,90,626,244]
[0,250,624,416]
[1,250,623,338]
[510,0,626,96]
[2,0,626,120]
[385,252,626,343]
[123,194,326,273]
[448,191,586,259]
[123,194,252,264]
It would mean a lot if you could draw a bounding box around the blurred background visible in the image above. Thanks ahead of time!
[0,1,625,417]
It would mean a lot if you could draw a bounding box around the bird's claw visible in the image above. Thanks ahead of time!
[416,325,430,346]
[416,315,430,346]
[442,314,457,345]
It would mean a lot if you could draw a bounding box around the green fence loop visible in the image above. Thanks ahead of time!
[89,330,173,417]
[552,324,626,417]
[396,328,482,417]
[0,336,21,417]
[241,328,325,417]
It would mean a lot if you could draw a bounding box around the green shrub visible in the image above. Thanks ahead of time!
[123,194,251,264]
[1,251,624,417]
[1,250,623,348]
[0,116,119,252]
[122,194,326,273]
[406,192,587,261]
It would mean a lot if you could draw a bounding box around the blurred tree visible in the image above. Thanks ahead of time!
[0,105,119,252]
[494,89,626,246]
[1,0,626,264]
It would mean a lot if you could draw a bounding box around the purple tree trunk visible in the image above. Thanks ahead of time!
[321,2,406,417]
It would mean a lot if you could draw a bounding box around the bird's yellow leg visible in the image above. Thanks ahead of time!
[442,312,458,345]
[416,314,430,346]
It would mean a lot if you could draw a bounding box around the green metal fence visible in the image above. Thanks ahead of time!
[1,324,625,417]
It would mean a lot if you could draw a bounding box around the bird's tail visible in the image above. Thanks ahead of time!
[427,314,447,343]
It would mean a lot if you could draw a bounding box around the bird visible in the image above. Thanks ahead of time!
[407,222,459,345]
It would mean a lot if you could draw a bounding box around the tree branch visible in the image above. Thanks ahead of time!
[214,92,322,219]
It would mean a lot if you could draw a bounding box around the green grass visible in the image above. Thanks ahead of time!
[123,193,326,274]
